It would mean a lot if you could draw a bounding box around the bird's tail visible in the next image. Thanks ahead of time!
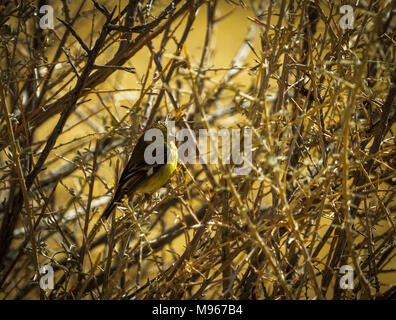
[101,199,116,220]
[101,188,131,220]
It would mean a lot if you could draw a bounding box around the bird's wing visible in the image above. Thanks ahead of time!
[117,140,170,195]
[101,132,171,219]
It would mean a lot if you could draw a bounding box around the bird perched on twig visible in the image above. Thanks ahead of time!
[101,120,178,219]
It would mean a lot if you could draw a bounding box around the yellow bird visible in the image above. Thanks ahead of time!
[101,120,178,219]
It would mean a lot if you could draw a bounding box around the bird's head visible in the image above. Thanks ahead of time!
[151,121,168,139]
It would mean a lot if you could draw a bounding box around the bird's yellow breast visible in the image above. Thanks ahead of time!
[135,141,178,194]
